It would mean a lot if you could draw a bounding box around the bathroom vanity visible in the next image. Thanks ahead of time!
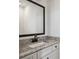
[19,36,60,59]
[19,0,59,59]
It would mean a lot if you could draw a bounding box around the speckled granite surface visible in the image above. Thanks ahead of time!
[19,36,60,58]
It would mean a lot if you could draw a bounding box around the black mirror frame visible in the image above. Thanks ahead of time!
[19,0,45,37]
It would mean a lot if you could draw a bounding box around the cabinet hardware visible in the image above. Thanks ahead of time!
[55,45,57,48]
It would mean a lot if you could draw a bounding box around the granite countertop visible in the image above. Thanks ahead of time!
[19,36,60,58]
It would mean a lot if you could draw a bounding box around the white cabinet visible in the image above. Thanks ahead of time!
[41,52,53,59]
[21,43,59,59]
[52,48,59,59]
[38,43,59,59]
[41,48,59,59]
[21,53,37,59]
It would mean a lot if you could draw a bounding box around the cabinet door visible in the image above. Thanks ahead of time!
[38,43,59,59]
[52,48,59,59]
[41,48,59,59]
[41,52,53,59]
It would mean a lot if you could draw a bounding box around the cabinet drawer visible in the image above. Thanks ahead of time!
[38,43,59,58]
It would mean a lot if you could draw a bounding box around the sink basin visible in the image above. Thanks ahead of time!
[29,42,46,48]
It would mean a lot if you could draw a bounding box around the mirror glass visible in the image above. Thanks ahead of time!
[19,0,44,35]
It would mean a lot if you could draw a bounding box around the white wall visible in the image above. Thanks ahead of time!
[47,0,60,37]
[19,7,24,34]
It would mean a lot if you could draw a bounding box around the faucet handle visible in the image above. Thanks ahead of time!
[31,34,38,42]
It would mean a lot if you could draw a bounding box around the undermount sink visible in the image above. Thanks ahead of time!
[29,42,46,48]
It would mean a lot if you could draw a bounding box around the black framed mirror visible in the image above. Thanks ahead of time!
[19,0,45,37]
